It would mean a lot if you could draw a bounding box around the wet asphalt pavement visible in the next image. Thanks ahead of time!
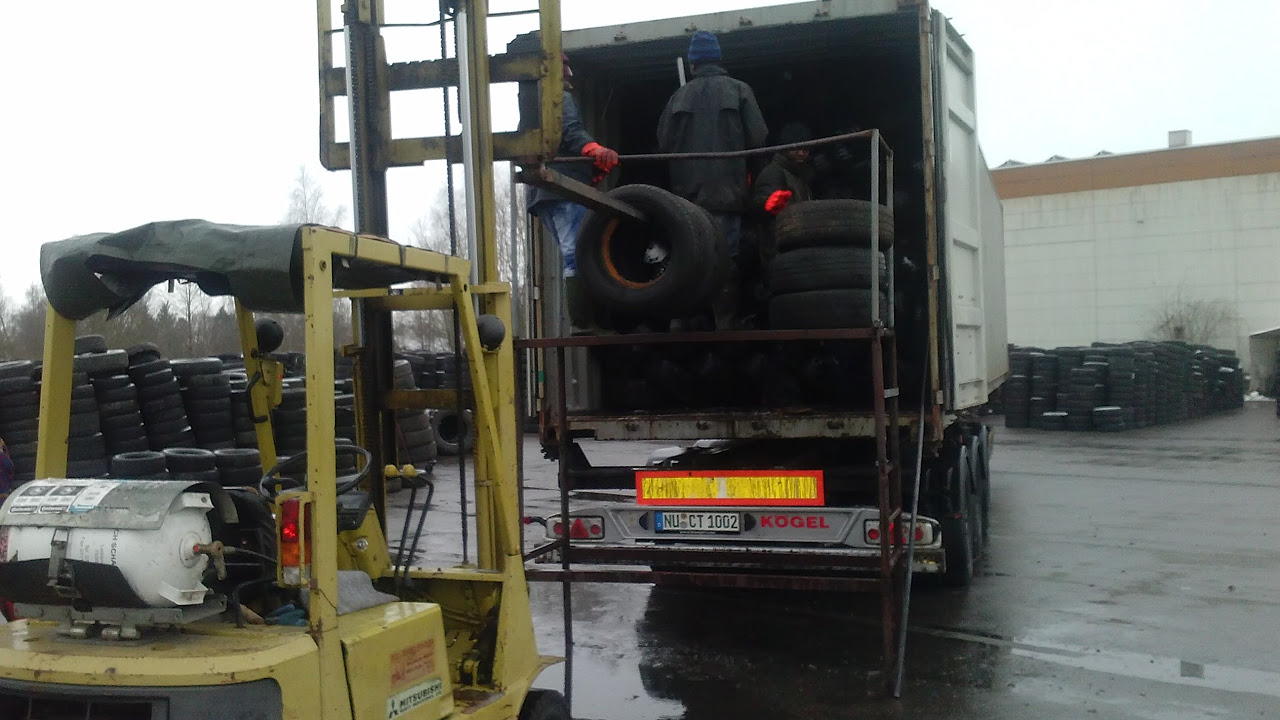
[390,401,1280,719]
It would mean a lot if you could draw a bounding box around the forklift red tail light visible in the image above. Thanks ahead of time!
[277,496,312,587]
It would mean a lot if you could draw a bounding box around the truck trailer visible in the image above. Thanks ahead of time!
[517,0,1008,591]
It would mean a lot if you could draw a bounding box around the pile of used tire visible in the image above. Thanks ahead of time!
[767,199,893,330]
[397,351,472,456]
[0,338,465,485]
[1004,340,1244,431]
[0,360,40,485]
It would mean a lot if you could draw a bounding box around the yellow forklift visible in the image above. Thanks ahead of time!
[0,1,583,718]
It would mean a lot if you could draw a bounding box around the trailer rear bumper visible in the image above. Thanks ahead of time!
[531,504,945,575]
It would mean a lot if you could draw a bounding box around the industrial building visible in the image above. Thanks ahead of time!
[990,132,1280,391]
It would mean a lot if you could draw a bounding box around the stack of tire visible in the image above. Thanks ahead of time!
[1064,362,1105,431]
[0,360,40,484]
[129,348,196,450]
[1003,350,1031,428]
[1100,346,1137,429]
[1028,352,1060,429]
[1007,340,1245,432]
[272,387,308,459]
[391,360,438,468]
[65,336,125,478]
[576,184,728,324]
[226,374,259,449]
[434,352,470,391]
[767,200,893,330]
[93,370,149,456]
[171,358,236,451]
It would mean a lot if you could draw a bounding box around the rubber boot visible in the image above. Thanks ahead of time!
[712,260,741,331]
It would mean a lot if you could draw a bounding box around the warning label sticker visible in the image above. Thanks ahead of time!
[390,640,436,689]
[3,481,119,515]
[385,677,443,719]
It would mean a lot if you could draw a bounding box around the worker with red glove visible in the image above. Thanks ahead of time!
[525,52,620,334]
[752,122,816,268]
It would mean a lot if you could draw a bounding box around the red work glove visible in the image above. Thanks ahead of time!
[765,190,793,215]
[582,142,619,173]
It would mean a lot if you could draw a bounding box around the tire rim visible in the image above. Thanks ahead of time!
[600,218,669,290]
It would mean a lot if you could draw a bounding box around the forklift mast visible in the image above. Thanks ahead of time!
[315,0,564,568]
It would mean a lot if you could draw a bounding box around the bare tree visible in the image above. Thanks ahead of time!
[7,284,49,360]
[284,165,349,227]
[398,164,530,353]
[1150,286,1240,345]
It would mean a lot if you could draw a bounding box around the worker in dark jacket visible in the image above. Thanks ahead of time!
[657,30,768,329]
[527,53,620,333]
[752,122,816,268]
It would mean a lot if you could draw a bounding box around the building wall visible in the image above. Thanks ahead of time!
[1001,172,1280,385]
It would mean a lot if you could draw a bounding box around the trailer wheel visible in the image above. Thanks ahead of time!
[518,690,570,720]
[576,184,715,317]
[939,461,975,587]
[967,431,991,542]
[775,199,895,251]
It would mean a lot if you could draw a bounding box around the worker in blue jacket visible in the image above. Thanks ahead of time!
[526,53,620,334]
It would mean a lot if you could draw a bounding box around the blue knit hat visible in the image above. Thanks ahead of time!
[687,31,722,63]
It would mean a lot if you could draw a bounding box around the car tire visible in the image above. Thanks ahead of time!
[775,199,895,251]
[74,350,129,376]
[111,451,168,476]
[768,288,888,330]
[768,247,885,294]
[74,334,108,355]
[164,447,217,472]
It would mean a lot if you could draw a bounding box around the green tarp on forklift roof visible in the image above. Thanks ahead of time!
[40,220,437,320]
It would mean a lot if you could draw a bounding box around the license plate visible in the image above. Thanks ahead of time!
[654,511,740,533]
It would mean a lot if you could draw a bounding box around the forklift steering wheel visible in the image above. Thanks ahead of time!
[258,444,375,498]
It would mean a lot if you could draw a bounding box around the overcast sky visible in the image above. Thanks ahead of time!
[2,0,1278,299]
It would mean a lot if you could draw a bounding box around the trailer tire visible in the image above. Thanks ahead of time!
[969,430,992,541]
[518,690,570,720]
[576,184,713,317]
[768,247,885,294]
[939,463,975,588]
[775,199,895,251]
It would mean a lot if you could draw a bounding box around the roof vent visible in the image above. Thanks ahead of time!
[1169,130,1192,148]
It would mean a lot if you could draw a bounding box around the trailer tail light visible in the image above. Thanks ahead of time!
[276,495,313,587]
[864,518,934,545]
[547,516,604,540]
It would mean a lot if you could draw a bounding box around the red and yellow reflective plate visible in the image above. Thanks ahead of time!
[635,470,824,507]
